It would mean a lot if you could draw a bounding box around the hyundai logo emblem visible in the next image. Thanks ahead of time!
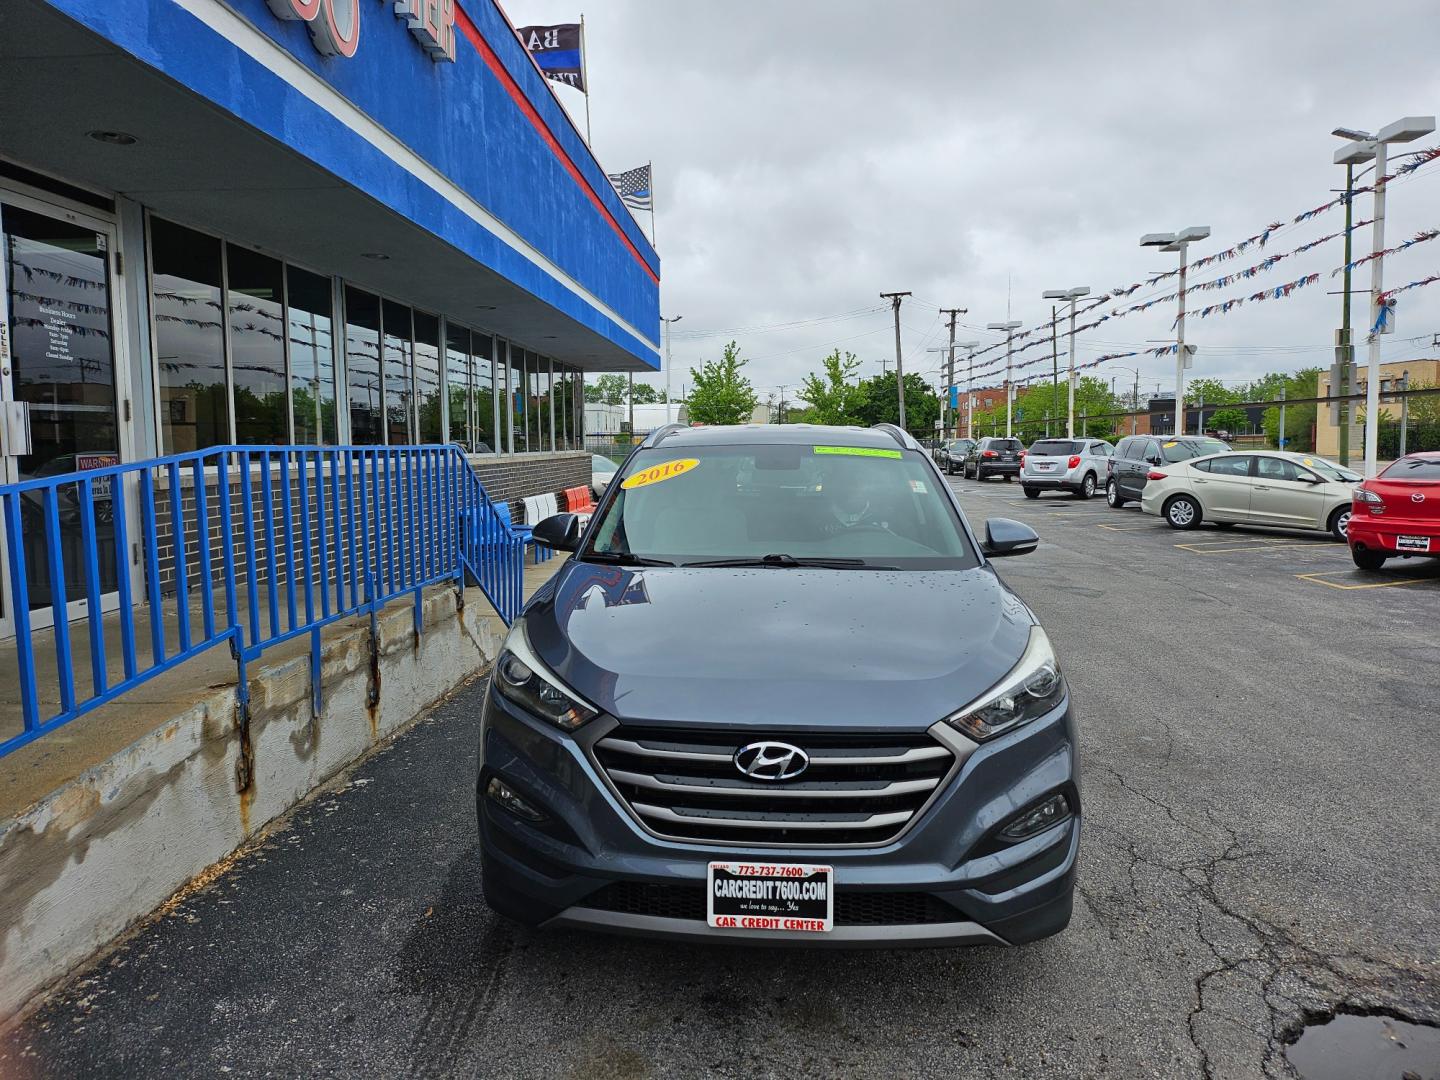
[734,741,810,781]
[1413,492,1426,503]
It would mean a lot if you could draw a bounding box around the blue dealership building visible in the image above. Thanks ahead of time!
[0,0,659,533]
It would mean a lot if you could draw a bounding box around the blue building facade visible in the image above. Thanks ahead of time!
[0,0,659,639]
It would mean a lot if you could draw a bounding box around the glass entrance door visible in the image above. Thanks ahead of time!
[0,195,129,637]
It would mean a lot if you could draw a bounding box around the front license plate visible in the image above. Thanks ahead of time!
[1396,535,1432,552]
[707,862,833,933]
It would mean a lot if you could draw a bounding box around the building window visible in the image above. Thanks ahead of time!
[151,218,228,452]
[534,355,551,452]
[287,267,337,444]
[473,332,495,452]
[381,300,413,445]
[510,345,527,452]
[227,245,287,445]
[344,287,383,444]
[414,310,442,443]
[444,322,470,450]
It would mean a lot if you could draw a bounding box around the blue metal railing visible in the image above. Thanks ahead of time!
[0,445,529,777]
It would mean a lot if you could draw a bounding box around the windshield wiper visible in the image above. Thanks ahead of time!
[685,554,898,570]
[580,551,677,567]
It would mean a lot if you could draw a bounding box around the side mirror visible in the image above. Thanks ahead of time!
[532,512,582,552]
[981,518,1040,559]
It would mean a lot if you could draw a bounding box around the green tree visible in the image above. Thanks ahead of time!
[688,341,759,425]
[856,372,939,436]
[630,382,659,405]
[585,374,629,405]
[1011,376,1119,441]
[797,350,867,425]
[1186,378,1241,407]
[1207,407,1249,434]
[1258,367,1321,449]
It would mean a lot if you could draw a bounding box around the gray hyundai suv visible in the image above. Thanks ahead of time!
[477,423,1079,947]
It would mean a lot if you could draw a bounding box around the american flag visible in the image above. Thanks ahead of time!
[607,164,652,211]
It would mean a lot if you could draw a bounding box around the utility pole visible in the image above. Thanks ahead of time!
[881,292,912,430]
[986,319,1023,437]
[1339,158,1356,467]
[1133,371,1140,434]
[940,307,967,438]
[1049,305,1060,422]
[628,371,635,436]
[661,315,683,424]
[1278,385,1287,449]
[1399,370,1410,456]
[776,384,787,425]
[1142,229,1209,435]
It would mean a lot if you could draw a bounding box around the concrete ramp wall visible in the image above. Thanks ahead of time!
[0,584,510,1021]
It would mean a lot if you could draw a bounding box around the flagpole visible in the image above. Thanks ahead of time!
[579,14,592,145]
[648,159,657,248]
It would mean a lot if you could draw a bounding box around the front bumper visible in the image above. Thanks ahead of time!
[476,685,1080,948]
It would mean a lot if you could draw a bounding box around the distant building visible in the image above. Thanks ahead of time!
[1316,359,1439,458]
[585,402,689,435]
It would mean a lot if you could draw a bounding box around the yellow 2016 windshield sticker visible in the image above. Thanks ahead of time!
[813,446,903,459]
[621,458,699,490]
[1163,441,1178,448]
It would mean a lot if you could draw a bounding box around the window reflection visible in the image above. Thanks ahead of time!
[227,246,287,444]
[288,267,336,444]
[382,300,413,445]
[473,332,495,452]
[152,218,228,452]
[344,287,382,444]
[414,310,442,443]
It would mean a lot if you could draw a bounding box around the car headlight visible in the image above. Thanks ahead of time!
[494,619,599,732]
[942,627,1064,741]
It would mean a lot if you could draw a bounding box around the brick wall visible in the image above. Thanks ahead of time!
[467,451,591,522]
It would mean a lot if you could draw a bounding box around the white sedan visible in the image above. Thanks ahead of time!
[590,454,618,497]
[1139,451,1361,540]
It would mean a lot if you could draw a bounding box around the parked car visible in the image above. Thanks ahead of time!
[1138,451,1360,538]
[1348,451,1440,570]
[936,438,977,475]
[962,436,1024,481]
[1020,438,1114,500]
[1106,434,1230,508]
[478,423,1078,948]
[590,454,618,497]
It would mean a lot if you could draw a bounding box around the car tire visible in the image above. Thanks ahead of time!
[1106,479,1126,508]
[1351,545,1387,571]
[1023,487,1041,500]
[1005,474,1015,483]
[1328,506,1352,543]
[1076,473,1097,500]
[1163,494,1202,530]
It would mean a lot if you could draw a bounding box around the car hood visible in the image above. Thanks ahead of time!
[519,561,1037,733]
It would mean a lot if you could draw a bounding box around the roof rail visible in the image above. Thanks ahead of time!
[640,422,688,448]
[870,423,916,449]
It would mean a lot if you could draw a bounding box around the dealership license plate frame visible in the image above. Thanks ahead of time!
[707,861,834,934]
[1396,534,1431,552]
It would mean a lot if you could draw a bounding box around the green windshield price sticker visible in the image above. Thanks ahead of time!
[813,446,903,459]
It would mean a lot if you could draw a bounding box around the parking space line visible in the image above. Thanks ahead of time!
[1176,540,1338,555]
[1295,570,1437,590]
[1096,523,1160,532]
[1174,537,1303,549]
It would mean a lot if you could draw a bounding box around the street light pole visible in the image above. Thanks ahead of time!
[1043,286,1091,436]
[986,320,1023,438]
[1335,116,1437,476]
[1142,228,1210,435]
[881,292,912,430]
[660,315,682,424]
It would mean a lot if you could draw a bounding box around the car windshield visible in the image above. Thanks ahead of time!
[587,442,977,568]
[1028,440,1081,456]
[1163,438,1230,462]
[1298,456,1361,482]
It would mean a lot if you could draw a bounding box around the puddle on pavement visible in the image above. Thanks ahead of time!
[1286,1011,1440,1080]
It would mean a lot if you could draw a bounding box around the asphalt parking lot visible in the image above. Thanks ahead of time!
[2,473,1436,1079]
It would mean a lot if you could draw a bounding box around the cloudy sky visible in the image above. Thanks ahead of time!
[504,0,1440,406]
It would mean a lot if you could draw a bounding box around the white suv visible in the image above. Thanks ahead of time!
[1021,438,1114,500]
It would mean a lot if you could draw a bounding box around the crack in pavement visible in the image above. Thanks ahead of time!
[1085,762,1437,1079]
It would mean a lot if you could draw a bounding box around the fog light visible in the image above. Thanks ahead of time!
[997,793,1072,842]
[486,777,545,822]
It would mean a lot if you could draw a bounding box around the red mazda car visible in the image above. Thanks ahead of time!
[1348,451,1440,570]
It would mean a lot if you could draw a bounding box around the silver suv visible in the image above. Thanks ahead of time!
[1021,438,1114,500]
